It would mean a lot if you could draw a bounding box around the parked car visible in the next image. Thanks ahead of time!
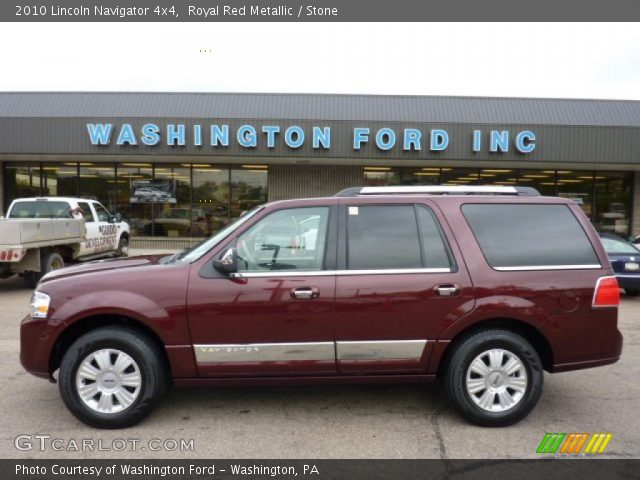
[599,232,640,295]
[1,197,129,287]
[20,186,622,428]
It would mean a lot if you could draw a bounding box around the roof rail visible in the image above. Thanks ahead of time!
[334,185,541,197]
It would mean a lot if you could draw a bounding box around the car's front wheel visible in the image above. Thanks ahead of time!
[443,329,543,427]
[58,327,167,429]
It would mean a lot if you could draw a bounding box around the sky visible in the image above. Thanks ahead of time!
[1,22,640,99]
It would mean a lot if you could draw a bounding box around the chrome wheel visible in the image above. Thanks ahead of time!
[465,348,528,412]
[75,349,142,414]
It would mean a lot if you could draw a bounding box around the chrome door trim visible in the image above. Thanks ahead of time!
[336,340,428,361]
[494,264,601,271]
[193,342,335,364]
[229,268,451,279]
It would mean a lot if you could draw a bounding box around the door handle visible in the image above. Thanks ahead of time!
[434,284,461,297]
[290,287,320,299]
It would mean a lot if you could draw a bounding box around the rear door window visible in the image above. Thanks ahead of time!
[346,204,453,270]
[416,206,455,269]
[462,204,600,269]
[77,202,95,222]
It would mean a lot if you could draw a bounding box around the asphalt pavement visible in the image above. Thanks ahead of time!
[0,258,638,459]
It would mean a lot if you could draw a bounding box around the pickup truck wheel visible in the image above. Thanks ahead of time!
[43,251,64,272]
[443,329,543,427]
[58,327,167,429]
[24,251,64,288]
[24,271,39,289]
[116,236,129,257]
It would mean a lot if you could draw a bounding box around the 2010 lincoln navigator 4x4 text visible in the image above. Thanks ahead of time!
[20,186,623,428]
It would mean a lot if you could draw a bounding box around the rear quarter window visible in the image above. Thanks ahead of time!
[462,204,600,269]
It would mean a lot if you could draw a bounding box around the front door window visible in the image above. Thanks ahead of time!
[234,206,330,272]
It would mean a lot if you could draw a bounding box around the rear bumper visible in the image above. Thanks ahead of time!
[551,329,623,373]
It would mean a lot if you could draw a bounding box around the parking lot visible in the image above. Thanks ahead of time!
[1,265,639,459]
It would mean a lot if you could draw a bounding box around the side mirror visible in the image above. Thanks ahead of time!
[109,213,122,223]
[213,247,238,275]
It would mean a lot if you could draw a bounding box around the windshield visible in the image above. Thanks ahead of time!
[178,206,265,263]
[601,237,640,255]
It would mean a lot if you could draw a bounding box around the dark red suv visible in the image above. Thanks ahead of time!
[20,186,623,428]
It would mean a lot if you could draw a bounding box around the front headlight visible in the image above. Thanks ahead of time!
[29,291,51,319]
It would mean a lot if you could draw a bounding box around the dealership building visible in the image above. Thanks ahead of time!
[1,92,640,247]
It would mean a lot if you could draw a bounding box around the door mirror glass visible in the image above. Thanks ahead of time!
[213,247,238,275]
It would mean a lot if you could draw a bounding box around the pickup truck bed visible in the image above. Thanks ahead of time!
[0,218,86,250]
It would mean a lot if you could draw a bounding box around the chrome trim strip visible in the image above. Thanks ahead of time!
[336,340,427,361]
[613,274,640,278]
[494,264,601,271]
[193,342,335,364]
[230,268,451,278]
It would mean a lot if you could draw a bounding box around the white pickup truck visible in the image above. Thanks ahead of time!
[0,197,130,287]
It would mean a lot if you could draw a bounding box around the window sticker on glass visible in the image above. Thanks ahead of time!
[348,206,359,216]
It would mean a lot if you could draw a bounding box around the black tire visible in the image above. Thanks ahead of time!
[24,271,39,289]
[24,251,64,288]
[443,329,543,427]
[115,236,129,257]
[58,327,167,429]
[624,288,640,296]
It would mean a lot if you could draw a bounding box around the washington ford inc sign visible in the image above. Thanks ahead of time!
[86,123,537,154]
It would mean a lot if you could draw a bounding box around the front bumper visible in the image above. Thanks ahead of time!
[20,314,56,379]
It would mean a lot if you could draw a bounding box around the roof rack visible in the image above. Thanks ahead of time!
[334,185,541,197]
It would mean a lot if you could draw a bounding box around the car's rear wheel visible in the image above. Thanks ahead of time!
[58,327,167,429]
[443,329,543,427]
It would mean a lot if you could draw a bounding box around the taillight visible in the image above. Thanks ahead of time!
[0,251,6,260]
[592,276,620,308]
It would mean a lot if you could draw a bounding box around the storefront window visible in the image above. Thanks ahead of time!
[117,164,153,236]
[3,163,41,210]
[230,165,268,221]
[192,165,230,237]
[79,163,116,211]
[364,167,401,186]
[440,168,479,185]
[401,167,441,185]
[42,163,78,197]
[153,165,191,237]
[478,168,518,186]
[594,171,632,236]
[556,170,593,219]
[517,169,556,196]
